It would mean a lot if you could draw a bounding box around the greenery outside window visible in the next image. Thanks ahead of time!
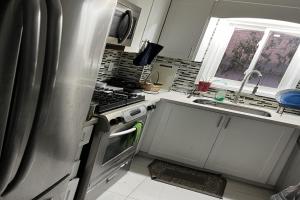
[196,18,300,97]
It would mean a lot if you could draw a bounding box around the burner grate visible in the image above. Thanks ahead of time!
[92,89,145,114]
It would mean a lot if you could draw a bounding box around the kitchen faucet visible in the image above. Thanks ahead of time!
[233,70,263,104]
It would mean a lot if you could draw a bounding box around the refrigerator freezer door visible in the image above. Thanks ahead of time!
[0,0,22,157]
[1,0,117,199]
[0,0,44,195]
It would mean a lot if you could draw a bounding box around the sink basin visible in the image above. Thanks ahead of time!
[193,99,272,117]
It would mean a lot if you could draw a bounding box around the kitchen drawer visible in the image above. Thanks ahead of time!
[85,160,131,200]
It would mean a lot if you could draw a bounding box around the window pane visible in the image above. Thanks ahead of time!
[215,29,264,81]
[250,32,300,88]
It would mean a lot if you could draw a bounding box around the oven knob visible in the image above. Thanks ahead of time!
[116,117,124,123]
[109,119,118,126]
[147,105,156,111]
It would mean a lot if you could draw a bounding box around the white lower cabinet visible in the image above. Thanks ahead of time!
[149,102,224,168]
[204,116,294,184]
[145,101,296,184]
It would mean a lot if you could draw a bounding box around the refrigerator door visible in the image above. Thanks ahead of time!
[0,0,23,156]
[1,0,117,199]
[0,0,45,195]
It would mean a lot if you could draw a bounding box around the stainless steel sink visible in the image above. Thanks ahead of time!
[193,99,272,117]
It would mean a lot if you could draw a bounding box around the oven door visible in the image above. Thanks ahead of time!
[89,116,146,188]
[107,0,141,46]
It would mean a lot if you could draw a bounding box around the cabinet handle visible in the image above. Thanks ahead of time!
[216,116,224,128]
[224,117,231,129]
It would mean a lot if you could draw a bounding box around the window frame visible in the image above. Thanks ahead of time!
[196,18,300,97]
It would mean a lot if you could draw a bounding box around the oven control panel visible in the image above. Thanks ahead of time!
[107,103,156,126]
[123,106,147,122]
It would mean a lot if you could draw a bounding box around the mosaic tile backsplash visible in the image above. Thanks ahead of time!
[98,48,300,115]
[99,48,202,91]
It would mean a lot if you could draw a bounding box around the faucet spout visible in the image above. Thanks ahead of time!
[233,70,262,104]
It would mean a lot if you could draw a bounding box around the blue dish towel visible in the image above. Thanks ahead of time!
[133,42,163,66]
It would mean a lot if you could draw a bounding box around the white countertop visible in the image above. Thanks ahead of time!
[144,91,300,129]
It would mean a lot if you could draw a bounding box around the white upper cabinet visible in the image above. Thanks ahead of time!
[212,0,300,24]
[204,116,295,184]
[156,0,300,61]
[141,0,171,43]
[158,0,216,60]
[125,0,171,53]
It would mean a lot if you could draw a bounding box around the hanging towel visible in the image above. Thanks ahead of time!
[271,183,300,200]
[122,122,144,149]
[133,121,144,143]
[133,42,164,66]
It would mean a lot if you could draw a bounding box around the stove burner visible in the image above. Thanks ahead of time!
[92,89,145,114]
[105,78,144,93]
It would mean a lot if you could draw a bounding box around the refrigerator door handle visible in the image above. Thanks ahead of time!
[0,0,23,158]
[0,0,42,195]
[1,0,63,196]
[33,0,62,110]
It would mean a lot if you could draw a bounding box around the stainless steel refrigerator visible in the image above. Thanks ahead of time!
[0,0,116,199]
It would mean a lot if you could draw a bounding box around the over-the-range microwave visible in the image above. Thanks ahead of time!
[107,0,141,47]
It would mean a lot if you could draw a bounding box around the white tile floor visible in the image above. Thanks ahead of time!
[96,156,274,200]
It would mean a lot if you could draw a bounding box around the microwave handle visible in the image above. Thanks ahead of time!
[118,10,133,44]
[109,127,136,138]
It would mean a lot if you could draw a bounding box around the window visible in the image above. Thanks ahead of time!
[215,29,264,81]
[250,31,300,88]
[196,18,300,97]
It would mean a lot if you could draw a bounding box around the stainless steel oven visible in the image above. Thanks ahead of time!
[107,0,141,47]
[90,109,147,185]
[76,103,156,200]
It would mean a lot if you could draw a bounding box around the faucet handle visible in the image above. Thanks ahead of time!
[252,86,259,95]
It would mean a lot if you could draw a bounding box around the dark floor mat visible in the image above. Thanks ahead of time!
[148,160,227,199]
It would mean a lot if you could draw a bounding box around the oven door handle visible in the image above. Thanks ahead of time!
[109,127,137,138]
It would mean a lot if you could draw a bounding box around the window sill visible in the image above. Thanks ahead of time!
[210,83,277,98]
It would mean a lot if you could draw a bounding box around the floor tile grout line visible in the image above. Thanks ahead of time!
[125,176,149,198]
[105,191,129,200]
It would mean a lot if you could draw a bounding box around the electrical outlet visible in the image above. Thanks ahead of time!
[108,62,114,72]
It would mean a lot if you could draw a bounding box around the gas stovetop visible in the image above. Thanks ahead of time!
[104,78,144,93]
[92,88,145,114]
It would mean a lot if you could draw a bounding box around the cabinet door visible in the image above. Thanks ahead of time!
[149,102,224,168]
[158,0,215,60]
[212,0,300,25]
[142,0,171,43]
[205,116,294,184]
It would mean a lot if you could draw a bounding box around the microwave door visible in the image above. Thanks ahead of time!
[108,9,134,46]
[108,10,123,39]
[117,10,133,44]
